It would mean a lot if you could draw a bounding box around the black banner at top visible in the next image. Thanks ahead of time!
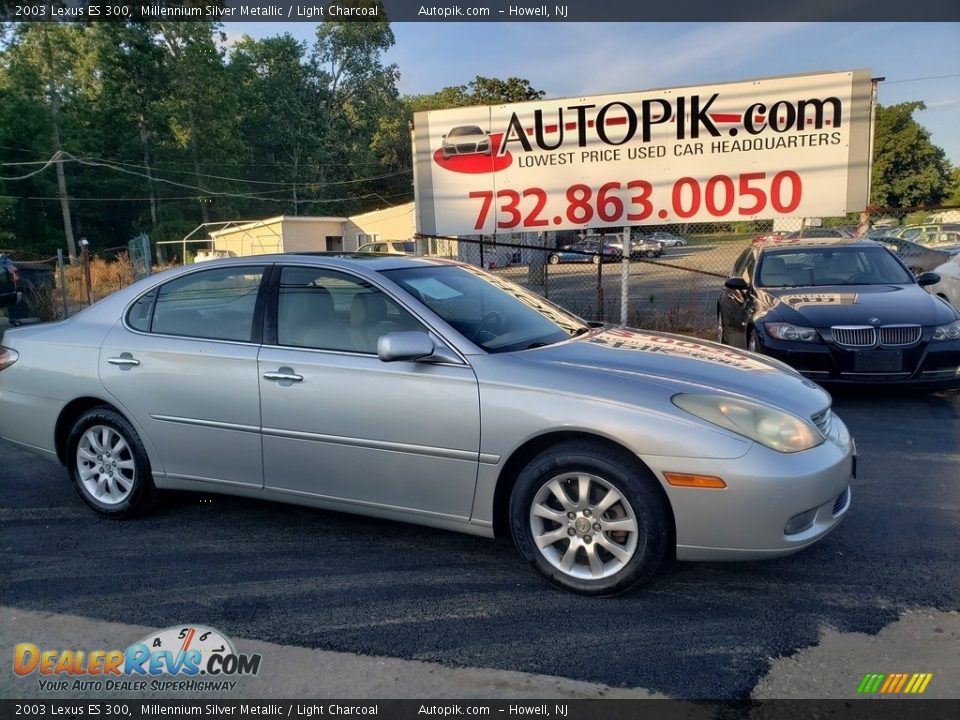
[1,0,959,22]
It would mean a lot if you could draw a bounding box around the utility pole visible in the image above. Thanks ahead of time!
[42,20,77,262]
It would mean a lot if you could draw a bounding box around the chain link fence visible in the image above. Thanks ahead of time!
[3,207,957,335]
[1,235,156,326]
[422,206,960,338]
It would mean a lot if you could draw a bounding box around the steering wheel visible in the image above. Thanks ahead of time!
[472,311,503,342]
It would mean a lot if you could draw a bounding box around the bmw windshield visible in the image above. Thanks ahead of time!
[757,246,914,288]
[383,265,590,352]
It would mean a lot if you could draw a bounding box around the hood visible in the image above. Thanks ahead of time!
[762,284,956,326]
[514,328,831,420]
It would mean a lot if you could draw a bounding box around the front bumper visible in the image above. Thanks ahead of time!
[759,334,960,387]
[643,414,855,560]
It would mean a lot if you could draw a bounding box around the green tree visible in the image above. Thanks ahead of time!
[309,19,401,211]
[871,102,952,208]
[944,167,960,207]
[230,34,321,215]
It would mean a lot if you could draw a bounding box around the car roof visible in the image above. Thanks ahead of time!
[203,252,459,272]
[752,238,874,253]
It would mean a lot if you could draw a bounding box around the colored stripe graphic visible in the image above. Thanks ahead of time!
[858,672,932,694]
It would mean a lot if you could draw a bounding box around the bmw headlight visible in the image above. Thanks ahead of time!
[932,320,960,342]
[672,394,824,453]
[765,322,819,342]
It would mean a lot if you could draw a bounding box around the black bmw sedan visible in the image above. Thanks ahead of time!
[717,239,960,386]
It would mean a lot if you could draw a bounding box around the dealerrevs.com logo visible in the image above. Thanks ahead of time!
[13,625,262,693]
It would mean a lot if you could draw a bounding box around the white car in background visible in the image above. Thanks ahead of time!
[929,255,960,310]
[649,232,688,248]
[357,241,416,255]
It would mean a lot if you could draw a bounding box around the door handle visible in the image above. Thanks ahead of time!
[263,371,303,383]
[107,356,140,367]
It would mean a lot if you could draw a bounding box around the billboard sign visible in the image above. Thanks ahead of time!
[413,70,874,236]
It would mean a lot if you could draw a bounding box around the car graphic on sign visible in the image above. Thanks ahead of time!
[441,125,492,160]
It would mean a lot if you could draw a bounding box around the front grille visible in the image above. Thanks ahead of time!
[832,326,875,347]
[456,143,477,153]
[879,325,921,346]
[811,408,833,436]
[832,487,850,515]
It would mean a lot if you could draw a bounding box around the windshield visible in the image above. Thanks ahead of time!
[757,247,914,287]
[383,265,589,352]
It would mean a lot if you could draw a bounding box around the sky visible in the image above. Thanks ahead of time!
[226,22,960,166]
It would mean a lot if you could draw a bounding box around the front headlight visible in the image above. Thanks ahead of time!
[765,322,820,342]
[932,320,960,342]
[672,394,824,453]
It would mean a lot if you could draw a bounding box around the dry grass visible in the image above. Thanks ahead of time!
[64,253,137,305]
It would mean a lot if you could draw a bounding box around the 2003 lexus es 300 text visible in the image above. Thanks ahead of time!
[0,255,854,595]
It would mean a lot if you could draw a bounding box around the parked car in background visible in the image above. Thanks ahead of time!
[717,238,960,387]
[863,228,897,241]
[608,236,664,259]
[874,237,959,276]
[548,237,620,264]
[0,255,20,308]
[784,228,854,239]
[357,241,416,255]
[886,224,960,245]
[0,254,854,595]
[648,232,688,248]
[927,255,960,310]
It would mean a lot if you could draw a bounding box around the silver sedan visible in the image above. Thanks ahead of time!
[0,255,854,595]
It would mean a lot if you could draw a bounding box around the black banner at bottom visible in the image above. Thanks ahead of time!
[3,700,960,720]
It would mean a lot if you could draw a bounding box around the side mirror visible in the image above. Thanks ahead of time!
[378,331,459,364]
[917,272,940,287]
[724,277,749,291]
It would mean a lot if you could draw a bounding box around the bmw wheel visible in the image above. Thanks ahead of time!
[717,311,726,344]
[548,255,560,265]
[67,407,157,518]
[510,441,669,595]
[747,329,761,353]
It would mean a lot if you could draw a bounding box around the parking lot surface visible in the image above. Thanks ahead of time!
[1,387,958,699]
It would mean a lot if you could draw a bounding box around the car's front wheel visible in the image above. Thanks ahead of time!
[548,255,560,265]
[66,407,157,518]
[510,441,669,596]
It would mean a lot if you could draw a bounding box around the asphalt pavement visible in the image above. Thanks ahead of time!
[1,386,958,699]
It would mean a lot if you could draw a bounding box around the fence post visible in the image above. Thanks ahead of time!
[80,238,92,306]
[57,249,69,319]
[620,226,631,326]
[141,234,152,277]
[596,249,604,322]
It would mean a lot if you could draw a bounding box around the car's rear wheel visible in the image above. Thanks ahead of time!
[66,407,156,518]
[510,441,669,596]
[548,255,559,265]
[645,250,657,258]
[591,254,601,265]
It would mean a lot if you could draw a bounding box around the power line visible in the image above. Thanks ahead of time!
[882,73,960,85]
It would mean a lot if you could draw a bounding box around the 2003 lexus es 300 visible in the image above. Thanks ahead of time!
[0,255,854,595]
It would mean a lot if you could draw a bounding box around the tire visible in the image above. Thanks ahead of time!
[645,250,657,258]
[548,255,560,265]
[66,407,157,519]
[747,328,761,354]
[717,311,726,344]
[509,441,669,596]
[591,254,601,265]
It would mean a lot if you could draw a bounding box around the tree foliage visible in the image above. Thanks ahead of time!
[870,102,953,208]
[1,23,953,255]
